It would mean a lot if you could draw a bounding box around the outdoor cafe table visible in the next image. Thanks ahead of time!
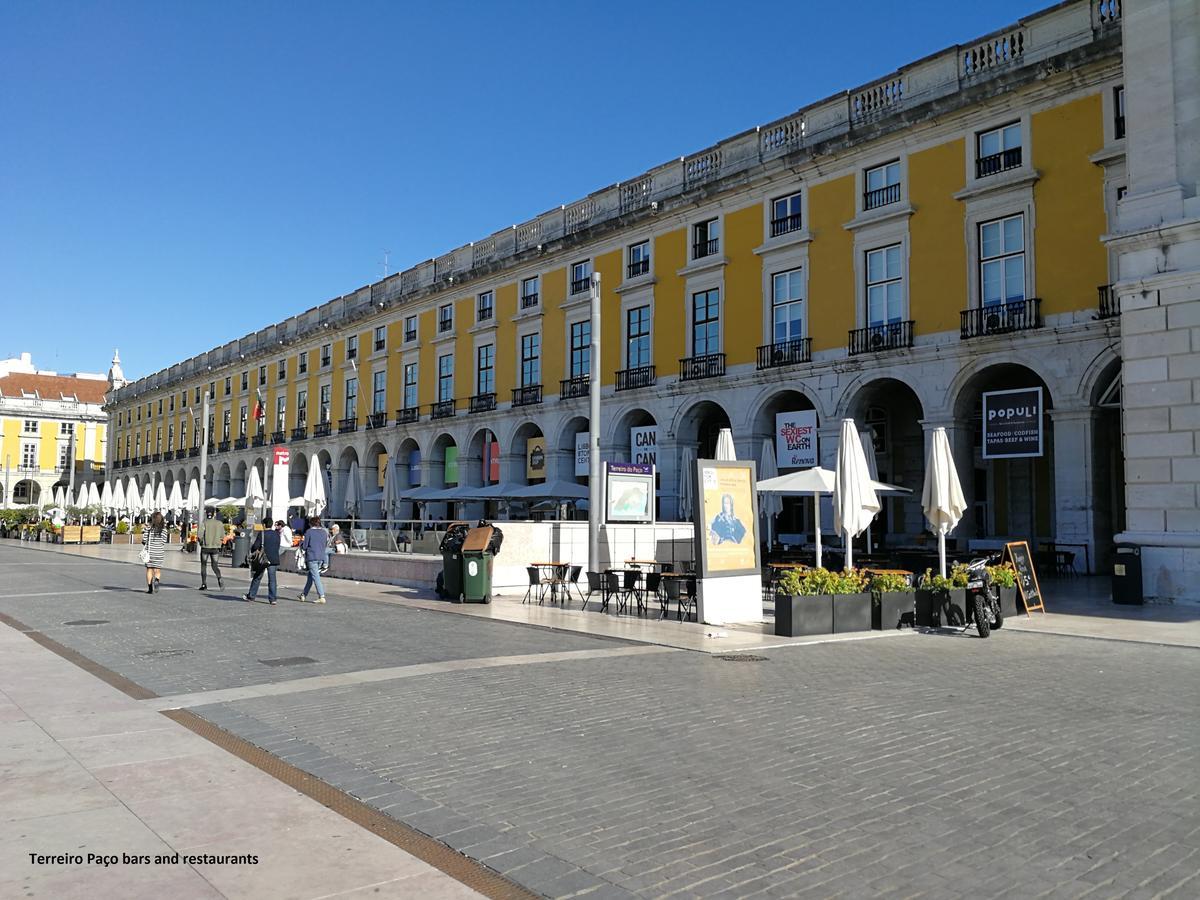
[626,559,665,569]
[532,562,569,603]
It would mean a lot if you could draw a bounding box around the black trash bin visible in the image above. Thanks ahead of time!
[231,532,251,568]
[437,522,471,600]
[1112,542,1143,605]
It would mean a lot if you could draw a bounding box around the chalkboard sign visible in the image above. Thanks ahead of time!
[1004,541,1045,615]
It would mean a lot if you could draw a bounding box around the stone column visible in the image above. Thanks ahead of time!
[1049,407,1098,573]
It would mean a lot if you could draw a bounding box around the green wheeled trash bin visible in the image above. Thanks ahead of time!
[461,523,504,604]
[437,522,471,601]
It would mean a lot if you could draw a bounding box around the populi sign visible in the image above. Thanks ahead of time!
[982,387,1043,459]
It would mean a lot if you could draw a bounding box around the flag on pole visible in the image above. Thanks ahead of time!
[252,388,264,423]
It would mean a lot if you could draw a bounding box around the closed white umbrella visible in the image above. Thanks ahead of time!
[154,480,167,512]
[342,461,362,520]
[245,465,267,515]
[167,481,184,514]
[715,428,736,461]
[111,480,126,514]
[54,486,66,508]
[126,480,142,518]
[678,448,695,522]
[859,429,880,554]
[74,483,87,508]
[921,426,967,579]
[142,482,154,514]
[186,479,201,514]
[759,441,782,549]
[302,464,327,515]
[833,419,879,571]
[100,481,113,514]
[383,459,402,532]
[87,482,101,508]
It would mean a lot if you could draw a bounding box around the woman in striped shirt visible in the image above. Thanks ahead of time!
[142,511,169,594]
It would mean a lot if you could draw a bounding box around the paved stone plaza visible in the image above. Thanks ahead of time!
[1,543,1198,899]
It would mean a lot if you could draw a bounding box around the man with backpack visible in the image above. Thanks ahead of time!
[199,509,225,591]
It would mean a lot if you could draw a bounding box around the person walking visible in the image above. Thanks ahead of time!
[199,508,225,591]
[141,511,168,594]
[297,515,329,604]
[243,520,283,605]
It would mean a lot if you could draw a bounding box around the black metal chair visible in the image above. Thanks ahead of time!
[678,577,698,622]
[523,566,544,605]
[663,576,681,620]
[584,571,603,609]
[566,565,585,605]
[620,569,642,615]
[602,570,621,613]
[645,572,665,618]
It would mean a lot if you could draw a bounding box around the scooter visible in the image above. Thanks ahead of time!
[963,553,1004,638]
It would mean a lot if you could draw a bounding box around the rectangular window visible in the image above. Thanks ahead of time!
[691,289,720,356]
[863,161,901,210]
[320,343,332,367]
[59,443,70,468]
[693,218,719,258]
[570,260,592,295]
[167,424,174,450]
[239,404,248,436]
[157,398,163,415]
[240,372,248,391]
[404,315,417,342]
[520,334,541,387]
[346,335,358,360]
[477,290,494,322]
[224,376,231,396]
[258,365,266,385]
[276,395,286,431]
[344,377,358,416]
[771,192,804,235]
[628,241,650,278]
[278,359,286,380]
[23,419,37,434]
[372,370,386,413]
[298,352,308,375]
[976,122,1022,177]
[297,389,308,426]
[135,434,141,456]
[626,306,651,368]
[476,344,495,395]
[438,354,454,402]
[865,244,904,326]
[520,276,539,309]
[21,441,36,468]
[222,410,231,440]
[169,395,175,412]
[373,325,386,352]
[570,321,591,378]
[155,427,161,451]
[60,421,74,435]
[319,384,331,423]
[438,303,454,333]
[979,214,1025,306]
[181,391,187,408]
[1114,85,1125,139]
[195,386,201,404]
[772,268,805,343]
[207,414,214,443]
[180,419,188,447]
[404,363,418,409]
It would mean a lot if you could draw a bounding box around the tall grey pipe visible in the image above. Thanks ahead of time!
[588,271,602,572]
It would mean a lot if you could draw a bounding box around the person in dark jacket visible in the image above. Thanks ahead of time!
[297,515,329,603]
[199,509,226,591]
[243,521,284,604]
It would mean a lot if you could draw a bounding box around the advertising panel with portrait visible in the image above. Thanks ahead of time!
[695,460,760,578]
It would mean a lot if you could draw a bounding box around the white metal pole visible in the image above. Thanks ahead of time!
[199,392,210,580]
[813,491,822,569]
[588,271,602,573]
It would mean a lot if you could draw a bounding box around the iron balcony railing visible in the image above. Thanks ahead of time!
[512,384,543,407]
[627,258,650,279]
[693,238,719,259]
[863,183,901,210]
[271,430,287,444]
[207,443,216,454]
[756,337,812,370]
[320,354,331,367]
[560,375,590,399]
[404,329,417,343]
[570,277,590,295]
[848,321,915,356]
[438,316,453,333]
[251,432,266,447]
[162,450,175,461]
[189,447,200,457]
[430,399,456,420]
[615,365,656,392]
[366,412,387,429]
[520,292,539,309]
[960,298,1042,339]
[679,353,726,381]
[313,421,332,438]
[469,393,496,414]
[291,426,308,441]
[234,436,248,450]
[374,338,386,352]
[338,416,358,434]
[397,406,420,425]
[770,213,804,236]
[976,146,1022,179]
[151,452,163,463]
[1098,284,1120,319]
[477,305,493,322]
[217,440,230,452]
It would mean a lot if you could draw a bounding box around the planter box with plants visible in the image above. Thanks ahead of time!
[987,561,1019,617]
[870,572,916,630]
[916,564,968,627]
[774,568,872,637]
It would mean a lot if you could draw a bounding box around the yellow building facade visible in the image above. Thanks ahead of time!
[106,0,1128,569]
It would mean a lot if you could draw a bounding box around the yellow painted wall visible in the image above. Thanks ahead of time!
[651,228,686,380]
[1033,93,1107,315]
[418,308,437,407]
[593,251,623,388]
[910,137,967,334]
[807,175,856,351]
[494,282,517,394]
[723,204,763,366]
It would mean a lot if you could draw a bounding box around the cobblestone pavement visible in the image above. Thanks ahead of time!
[2,544,1198,898]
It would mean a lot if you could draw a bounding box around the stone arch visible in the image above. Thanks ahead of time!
[289,451,309,500]
[556,415,590,483]
[508,421,546,485]
[216,463,231,498]
[673,397,733,459]
[608,406,657,463]
[361,441,388,522]
[232,460,248,499]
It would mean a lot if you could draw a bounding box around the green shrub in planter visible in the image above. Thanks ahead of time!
[115,521,130,534]
[775,568,871,635]
[870,572,916,630]
[986,562,1019,617]
[917,568,968,627]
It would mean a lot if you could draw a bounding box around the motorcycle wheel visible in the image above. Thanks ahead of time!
[974,595,991,639]
[992,605,1004,630]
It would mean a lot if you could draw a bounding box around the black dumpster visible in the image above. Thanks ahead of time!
[437,522,471,600]
[1112,542,1143,605]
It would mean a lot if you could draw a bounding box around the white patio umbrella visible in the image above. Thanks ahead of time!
[75,483,88,509]
[54,486,66,508]
[759,441,782,549]
[100,481,113,515]
[342,461,362,522]
[302,464,327,515]
[859,429,880,554]
[111,479,126,515]
[832,419,880,571]
[678,448,696,522]
[167,481,184,515]
[383,460,403,532]
[126,480,142,518]
[154,480,167,513]
[87,481,101,508]
[245,464,267,516]
[921,426,967,579]
[186,479,201,514]
[142,481,155,514]
[715,428,737,461]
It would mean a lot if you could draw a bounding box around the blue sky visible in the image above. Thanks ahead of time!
[1,1,1036,381]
